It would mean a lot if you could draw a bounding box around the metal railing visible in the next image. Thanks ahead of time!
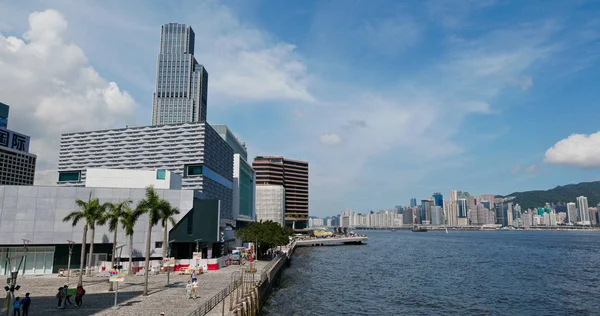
[188,271,243,316]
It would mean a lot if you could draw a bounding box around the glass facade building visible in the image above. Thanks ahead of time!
[0,102,8,128]
[152,23,209,125]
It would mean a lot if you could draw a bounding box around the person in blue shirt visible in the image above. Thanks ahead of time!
[12,296,21,316]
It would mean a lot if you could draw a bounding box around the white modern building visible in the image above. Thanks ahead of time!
[567,202,577,224]
[57,122,235,226]
[0,168,226,275]
[577,196,590,224]
[255,185,285,225]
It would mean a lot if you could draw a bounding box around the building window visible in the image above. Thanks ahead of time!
[156,169,166,180]
[185,164,202,176]
[58,171,80,182]
[187,211,193,236]
[155,241,163,249]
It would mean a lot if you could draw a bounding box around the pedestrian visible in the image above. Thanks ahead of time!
[57,287,64,309]
[186,281,193,299]
[75,285,86,307]
[191,270,197,283]
[12,296,21,316]
[21,293,31,316]
[63,285,74,307]
[192,280,198,299]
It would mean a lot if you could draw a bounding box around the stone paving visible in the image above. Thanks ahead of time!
[0,260,269,316]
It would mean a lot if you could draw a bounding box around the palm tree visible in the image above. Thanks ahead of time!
[87,201,107,276]
[99,200,131,291]
[121,207,142,275]
[136,186,171,296]
[160,206,180,258]
[63,193,105,286]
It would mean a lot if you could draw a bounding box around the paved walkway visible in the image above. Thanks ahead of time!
[0,260,269,316]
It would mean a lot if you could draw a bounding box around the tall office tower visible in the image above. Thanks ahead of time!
[507,203,514,226]
[1,102,37,185]
[566,202,577,224]
[410,198,417,207]
[421,199,433,223]
[577,196,590,223]
[457,198,468,218]
[152,23,209,125]
[253,156,309,229]
[444,200,458,226]
[431,206,443,225]
[432,192,443,207]
[0,102,8,128]
[479,194,495,210]
[450,190,458,202]
[495,203,508,226]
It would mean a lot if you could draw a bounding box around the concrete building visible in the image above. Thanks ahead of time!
[0,169,225,275]
[403,208,414,225]
[57,122,234,226]
[431,206,443,226]
[151,23,209,125]
[410,198,417,207]
[567,202,577,224]
[577,196,590,224]
[254,185,285,225]
[457,199,468,218]
[253,156,309,229]
[0,102,36,186]
[444,200,458,226]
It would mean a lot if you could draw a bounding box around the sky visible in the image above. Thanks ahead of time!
[1,0,600,217]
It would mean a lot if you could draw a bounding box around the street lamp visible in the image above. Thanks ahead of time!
[112,244,126,309]
[166,239,175,287]
[66,240,75,283]
[21,239,30,277]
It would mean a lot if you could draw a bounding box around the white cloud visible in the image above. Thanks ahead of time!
[544,132,600,168]
[361,17,420,53]
[0,9,137,184]
[318,133,342,146]
[510,165,521,174]
[525,165,537,173]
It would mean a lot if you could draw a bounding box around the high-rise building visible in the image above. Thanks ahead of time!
[457,199,468,218]
[0,102,8,128]
[255,185,285,225]
[496,203,508,226]
[577,196,590,224]
[1,102,36,185]
[479,194,495,210]
[421,199,433,223]
[57,122,235,225]
[152,23,209,125]
[431,206,443,225]
[410,198,417,207]
[567,202,577,224]
[444,200,458,226]
[450,190,458,202]
[253,156,309,229]
[432,192,443,207]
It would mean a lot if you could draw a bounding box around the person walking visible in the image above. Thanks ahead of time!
[191,270,197,283]
[57,287,64,309]
[12,296,21,316]
[21,293,31,316]
[62,285,74,307]
[192,280,199,299]
[186,281,193,299]
[75,285,86,307]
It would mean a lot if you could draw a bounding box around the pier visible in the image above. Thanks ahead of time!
[295,236,368,247]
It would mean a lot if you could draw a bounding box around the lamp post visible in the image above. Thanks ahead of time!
[21,239,30,277]
[66,240,75,283]
[166,239,175,287]
[112,244,126,309]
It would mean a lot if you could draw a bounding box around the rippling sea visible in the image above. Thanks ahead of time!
[262,230,600,316]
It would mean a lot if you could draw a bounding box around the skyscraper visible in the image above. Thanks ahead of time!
[577,196,590,223]
[421,199,433,223]
[152,23,209,125]
[457,199,468,218]
[0,102,8,128]
[567,202,577,224]
[410,198,417,207]
[432,192,443,207]
[1,102,36,185]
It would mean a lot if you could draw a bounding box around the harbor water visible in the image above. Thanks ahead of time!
[262,230,600,315]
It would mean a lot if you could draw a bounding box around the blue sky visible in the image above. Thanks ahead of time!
[1,0,600,216]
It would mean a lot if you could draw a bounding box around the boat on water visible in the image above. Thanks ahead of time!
[412,225,428,232]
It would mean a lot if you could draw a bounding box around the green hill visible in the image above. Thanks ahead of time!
[503,181,600,209]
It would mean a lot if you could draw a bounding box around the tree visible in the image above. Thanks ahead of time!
[236,221,292,259]
[136,186,171,296]
[159,206,180,258]
[343,227,348,235]
[87,200,108,276]
[62,193,106,286]
[121,206,142,275]
[99,200,131,291]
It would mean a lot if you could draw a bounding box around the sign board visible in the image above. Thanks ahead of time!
[193,252,201,260]
[109,270,124,282]
[0,127,30,153]
[162,257,175,267]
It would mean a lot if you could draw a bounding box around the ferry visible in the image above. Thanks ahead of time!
[412,225,428,233]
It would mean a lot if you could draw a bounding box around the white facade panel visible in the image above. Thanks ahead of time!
[255,185,285,225]
[85,168,182,190]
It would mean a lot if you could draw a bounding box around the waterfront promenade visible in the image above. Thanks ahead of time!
[0,260,269,316]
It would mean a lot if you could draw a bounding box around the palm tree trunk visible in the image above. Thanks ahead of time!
[143,220,152,296]
[162,222,168,258]
[108,229,117,291]
[78,224,88,286]
[87,227,95,276]
[129,234,134,275]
